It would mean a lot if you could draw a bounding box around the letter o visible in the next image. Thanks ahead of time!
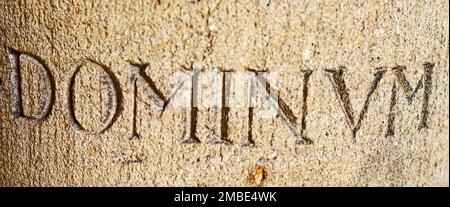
[66,60,122,134]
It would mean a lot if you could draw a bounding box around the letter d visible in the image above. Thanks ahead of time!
[6,47,55,121]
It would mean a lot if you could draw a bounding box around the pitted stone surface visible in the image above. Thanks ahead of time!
[0,0,448,186]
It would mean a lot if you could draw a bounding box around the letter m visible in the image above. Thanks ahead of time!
[385,62,434,137]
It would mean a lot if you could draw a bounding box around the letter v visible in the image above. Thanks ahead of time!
[325,66,386,142]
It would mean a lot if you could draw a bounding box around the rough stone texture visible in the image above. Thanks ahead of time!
[0,0,448,186]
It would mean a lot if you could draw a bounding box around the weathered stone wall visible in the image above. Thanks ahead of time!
[0,0,448,186]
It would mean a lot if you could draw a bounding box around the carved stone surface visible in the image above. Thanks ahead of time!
[0,0,448,186]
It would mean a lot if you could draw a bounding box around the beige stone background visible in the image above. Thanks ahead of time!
[0,0,448,186]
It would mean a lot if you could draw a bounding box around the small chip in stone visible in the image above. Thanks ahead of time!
[268,152,278,160]
[246,165,266,186]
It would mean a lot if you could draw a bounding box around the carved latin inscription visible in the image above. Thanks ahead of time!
[1,48,437,145]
